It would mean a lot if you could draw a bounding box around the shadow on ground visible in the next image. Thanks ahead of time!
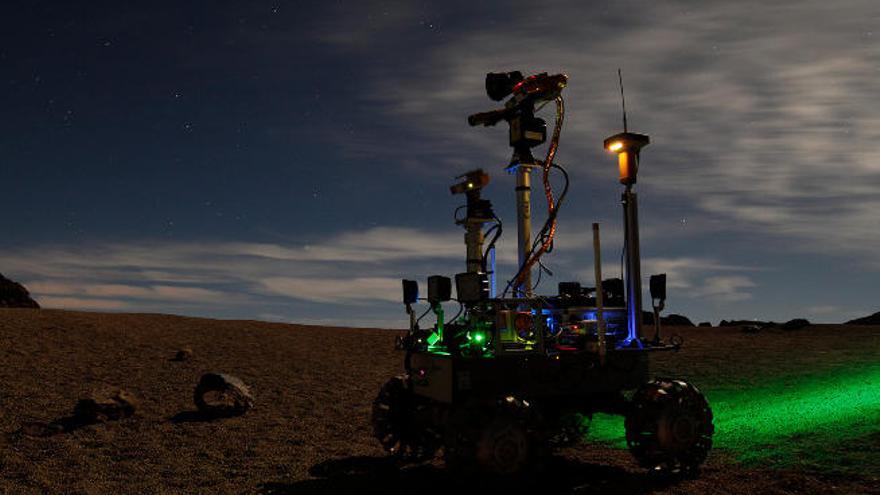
[169,410,223,423]
[258,455,680,495]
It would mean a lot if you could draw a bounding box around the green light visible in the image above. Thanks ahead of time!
[586,364,880,473]
[426,332,440,346]
[472,332,485,343]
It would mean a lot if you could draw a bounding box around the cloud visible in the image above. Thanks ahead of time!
[691,275,757,302]
[28,281,228,302]
[260,276,402,304]
[222,227,464,263]
[640,257,759,302]
[37,297,131,311]
[0,227,476,322]
[334,0,880,267]
[807,305,839,316]
[1,220,681,324]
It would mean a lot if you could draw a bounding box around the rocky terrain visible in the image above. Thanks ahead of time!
[0,309,877,494]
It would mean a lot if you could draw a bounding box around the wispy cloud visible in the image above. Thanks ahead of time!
[0,227,478,324]
[641,257,759,303]
[691,275,757,303]
[260,276,402,304]
[333,0,880,267]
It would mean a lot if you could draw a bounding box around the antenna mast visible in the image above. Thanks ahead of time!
[618,68,628,132]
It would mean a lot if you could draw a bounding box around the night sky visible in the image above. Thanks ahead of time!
[2,1,879,328]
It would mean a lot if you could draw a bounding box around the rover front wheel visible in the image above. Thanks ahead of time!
[445,397,537,476]
[625,378,714,474]
[371,375,439,462]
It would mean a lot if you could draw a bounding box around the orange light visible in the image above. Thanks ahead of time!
[619,152,630,183]
[618,151,638,185]
[608,141,624,152]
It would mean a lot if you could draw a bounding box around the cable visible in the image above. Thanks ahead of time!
[415,304,433,325]
[531,260,554,293]
[445,300,464,326]
[453,205,467,223]
[503,161,570,297]
[505,97,566,296]
[481,215,503,270]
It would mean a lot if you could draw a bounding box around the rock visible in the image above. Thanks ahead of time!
[172,348,193,361]
[780,318,810,331]
[0,273,39,308]
[741,324,762,334]
[845,311,880,325]
[194,373,254,417]
[642,311,695,326]
[698,322,712,327]
[73,387,138,423]
[664,314,695,326]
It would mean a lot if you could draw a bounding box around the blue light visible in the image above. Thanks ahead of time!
[624,299,642,348]
[489,247,497,298]
[540,309,558,336]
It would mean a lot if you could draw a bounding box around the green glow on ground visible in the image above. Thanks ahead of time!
[587,363,880,472]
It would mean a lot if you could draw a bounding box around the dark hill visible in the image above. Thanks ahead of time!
[0,273,39,308]
[642,311,695,326]
[845,311,880,325]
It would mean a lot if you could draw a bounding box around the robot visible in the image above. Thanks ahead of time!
[372,70,714,476]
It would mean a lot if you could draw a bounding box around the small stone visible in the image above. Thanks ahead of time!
[73,387,138,423]
[173,348,193,361]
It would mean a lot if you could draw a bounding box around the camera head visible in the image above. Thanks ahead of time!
[485,71,524,101]
[450,169,490,195]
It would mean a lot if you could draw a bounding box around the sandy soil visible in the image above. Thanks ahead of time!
[0,309,877,494]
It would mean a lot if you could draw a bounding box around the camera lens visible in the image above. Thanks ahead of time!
[485,71,523,101]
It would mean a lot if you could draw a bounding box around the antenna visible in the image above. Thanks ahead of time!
[618,68,628,132]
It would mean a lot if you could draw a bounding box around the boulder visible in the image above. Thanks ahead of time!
[0,273,39,308]
[194,373,254,417]
[73,387,138,423]
[698,321,712,328]
[845,311,880,325]
[780,318,810,331]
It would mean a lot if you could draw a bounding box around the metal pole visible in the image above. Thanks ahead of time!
[592,223,606,364]
[623,186,643,346]
[465,221,484,274]
[515,165,533,297]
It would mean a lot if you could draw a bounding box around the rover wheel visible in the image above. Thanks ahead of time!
[371,375,439,462]
[625,378,714,474]
[445,397,537,476]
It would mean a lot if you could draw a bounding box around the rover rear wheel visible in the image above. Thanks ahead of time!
[371,375,439,462]
[625,378,714,474]
[445,396,538,476]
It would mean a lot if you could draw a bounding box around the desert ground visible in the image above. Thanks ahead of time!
[0,308,878,494]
